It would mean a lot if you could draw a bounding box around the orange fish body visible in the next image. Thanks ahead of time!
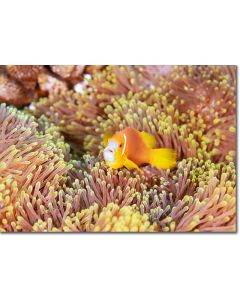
[103,127,177,172]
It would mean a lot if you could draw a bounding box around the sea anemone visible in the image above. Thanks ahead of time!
[137,158,236,232]
[0,65,236,233]
[83,94,212,162]
[32,203,157,233]
[63,203,157,232]
[89,203,157,232]
[134,65,173,79]
[168,66,236,109]
[31,91,99,150]
[167,66,236,163]
[176,167,236,232]
[87,65,171,109]
[85,65,105,74]
[0,103,72,232]
[68,155,145,209]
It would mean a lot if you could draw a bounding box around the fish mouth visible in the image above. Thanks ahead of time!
[104,140,118,163]
[104,148,115,163]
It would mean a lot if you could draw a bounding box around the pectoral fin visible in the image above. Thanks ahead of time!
[123,157,143,173]
[139,131,157,148]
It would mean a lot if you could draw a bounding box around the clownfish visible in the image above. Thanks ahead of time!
[103,127,177,173]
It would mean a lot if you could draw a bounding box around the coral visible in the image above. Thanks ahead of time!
[37,73,68,98]
[6,65,45,90]
[0,74,32,107]
[0,65,104,106]
[50,65,86,85]
[0,66,46,107]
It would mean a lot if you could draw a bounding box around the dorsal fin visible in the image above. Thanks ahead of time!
[103,132,114,147]
[139,131,157,148]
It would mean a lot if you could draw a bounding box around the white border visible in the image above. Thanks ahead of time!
[0,1,239,300]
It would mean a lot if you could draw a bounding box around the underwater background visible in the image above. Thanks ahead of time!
[0,65,236,232]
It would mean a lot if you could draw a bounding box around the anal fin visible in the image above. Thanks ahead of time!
[123,157,143,173]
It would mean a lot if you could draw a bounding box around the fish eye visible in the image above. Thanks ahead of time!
[119,143,123,147]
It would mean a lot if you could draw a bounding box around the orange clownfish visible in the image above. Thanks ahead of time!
[103,127,177,173]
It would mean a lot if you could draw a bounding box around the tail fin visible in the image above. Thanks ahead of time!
[149,148,177,170]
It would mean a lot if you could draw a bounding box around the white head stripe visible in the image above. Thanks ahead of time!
[122,133,127,155]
